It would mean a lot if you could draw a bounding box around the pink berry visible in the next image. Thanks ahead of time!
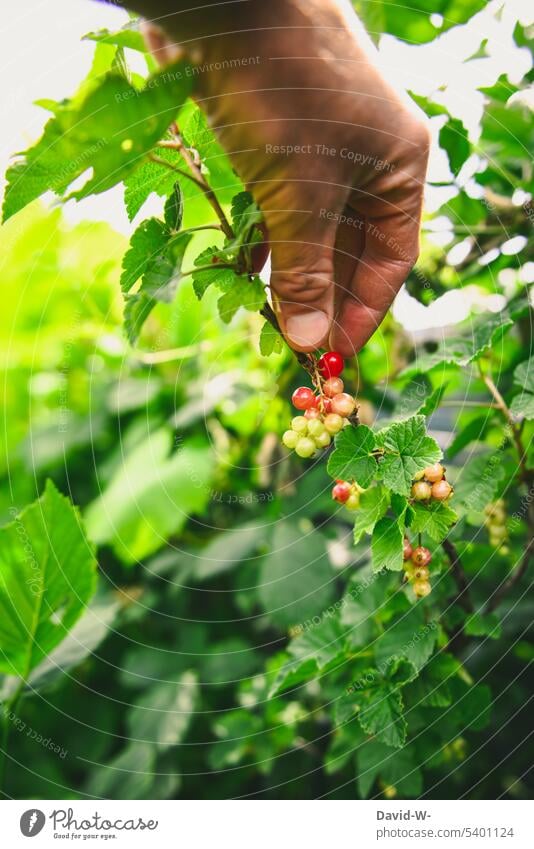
[423,463,445,483]
[304,407,321,420]
[332,481,351,503]
[323,377,344,398]
[432,480,453,501]
[403,539,413,561]
[412,546,431,567]
[330,393,356,417]
[292,386,315,411]
[318,351,344,378]
[411,481,432,501]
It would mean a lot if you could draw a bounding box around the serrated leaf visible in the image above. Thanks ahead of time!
[465,611,502,639]
[510,358,534,419]
[164,182,184,230]
[358,741,423,799]
[410,500,457,542]
[454,452,506,513]
[3,62,192,221]
[269,657,319,697]
[123,292,154,345]
[377,416,441,496]
[259,320,283,356]
[0,481,97,678]
[121,218,169,293]
[83,23,147,53]
[288,615,347,668]
[371,516,404,573]
[123,146,183,221]
[375,608,437,672]
[357,683,407,749]
[217,274,266,323]
[327,425,378,487]
[353,485,390,543]
[192,247,237,300]
[402,311,514,376]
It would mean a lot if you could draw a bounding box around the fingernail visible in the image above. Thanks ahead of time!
[286,311,330,348]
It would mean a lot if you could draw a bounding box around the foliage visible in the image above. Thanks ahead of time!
[0,2,532,802]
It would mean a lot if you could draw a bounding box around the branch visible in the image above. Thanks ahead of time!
[478,362,530,483]
[442,538,474,614]
[485,532,534,613]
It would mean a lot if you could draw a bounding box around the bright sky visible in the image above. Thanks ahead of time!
[0,0,532,330]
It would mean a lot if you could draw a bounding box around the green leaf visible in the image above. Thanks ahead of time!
[371,516,404,573]
[120,218,169,293]
[84,431,214,564]
[377,416,441,496]
[191,521,269,582]
[217,274,266,324]
[454,451,506,513]
[410,500,457,542]
[375,608,438,672]
[288,615,348,668]
[26,598,118,691]
[353,485,390,543]
[269,657,319,697]
[439,117,470,176]
[327,425,378,487]
[465,612,502,640]
[357,741,423,799]
[127,671,198,749]
[259,320,283,356]
[401,310,514,376]
[510,358,534,419]
[0,481,97,678]
[357,682,407,748]
[257,522,335,631]
[83,23,147,53]
[3,62,193,221]
[164,182,184,230]
[123,146,183,221]
[121,221,192,342]
[192,247,237,300]
[85,744,156,799]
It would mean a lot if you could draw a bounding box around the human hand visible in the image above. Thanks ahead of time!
[140,0,430,355]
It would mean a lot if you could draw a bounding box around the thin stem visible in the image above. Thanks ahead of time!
[477,361,529,483]
[155,134,233,239]
[440,400,499,409]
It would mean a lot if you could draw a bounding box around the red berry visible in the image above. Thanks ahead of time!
[412,546,432,567]
[318,351,344,379]
[332,481,352,503]
[304,407,321,419]
[292,386,315,410]
[403,538,413,561]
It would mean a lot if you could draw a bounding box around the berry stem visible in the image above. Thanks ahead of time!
[477,361,530,484]
[485,534,534,613]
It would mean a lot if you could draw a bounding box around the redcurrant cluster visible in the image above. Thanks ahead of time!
[403,539,432,597]
[331,479,364,511]
[411,463,453,502]
[484,499,509,553]
[282,352,357,459]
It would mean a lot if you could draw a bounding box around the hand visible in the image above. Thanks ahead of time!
[141,0,430,355]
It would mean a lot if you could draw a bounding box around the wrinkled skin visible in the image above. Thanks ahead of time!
[127,0,430,353]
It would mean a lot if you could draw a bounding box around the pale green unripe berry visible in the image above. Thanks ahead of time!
[323,413,344,434]
[291,416,308,434]
[307,419,325,438]
[282,430,299,449]
[345,492,360,511]
[314,430,331,448]
[295,437,316,458]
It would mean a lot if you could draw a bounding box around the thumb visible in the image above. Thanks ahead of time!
[268,214,337,352]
